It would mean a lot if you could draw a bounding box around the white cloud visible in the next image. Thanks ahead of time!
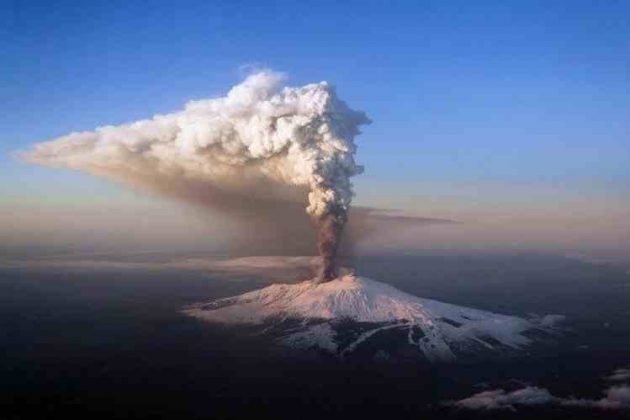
[607,368,630,382]
[449,387,556,411]
[447,368,630,412]
[561,385,630,410]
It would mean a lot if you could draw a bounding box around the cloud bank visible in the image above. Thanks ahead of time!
[447,367,630,412]
[607,368,630,382]
[449,387,556,411]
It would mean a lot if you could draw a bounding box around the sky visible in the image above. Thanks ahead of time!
[1,0,629,259]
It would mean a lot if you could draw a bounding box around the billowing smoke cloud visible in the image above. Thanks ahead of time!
[21,70,370,281]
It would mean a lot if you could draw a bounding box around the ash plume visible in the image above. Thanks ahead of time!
[21,70,370,281]
[317,205,345,280]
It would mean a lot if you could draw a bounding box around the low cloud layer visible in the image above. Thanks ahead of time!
[449,387,555,411]
[607,368,630,382]
[447,367,630,412]
[0,255,343,284]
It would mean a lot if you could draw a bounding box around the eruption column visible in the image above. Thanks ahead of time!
[316,208,345,281]
[21,70,370,281]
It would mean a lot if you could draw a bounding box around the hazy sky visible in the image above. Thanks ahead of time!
[1,0,628,258]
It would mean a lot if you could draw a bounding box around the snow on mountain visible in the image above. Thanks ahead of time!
[184,274,562,361]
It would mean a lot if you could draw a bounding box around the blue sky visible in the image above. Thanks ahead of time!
[1,0,629,256]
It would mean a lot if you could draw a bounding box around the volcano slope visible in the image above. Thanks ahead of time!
[184,274,562,362]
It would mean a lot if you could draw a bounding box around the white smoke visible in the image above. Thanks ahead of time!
[23,70,368,220]
[21,70,370,274]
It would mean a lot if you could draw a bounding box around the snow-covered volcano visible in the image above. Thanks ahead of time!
[184,274,561,362]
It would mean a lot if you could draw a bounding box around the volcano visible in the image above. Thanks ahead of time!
[183,273,562,362]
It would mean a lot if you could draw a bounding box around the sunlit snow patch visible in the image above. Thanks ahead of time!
[183,274,562,361]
